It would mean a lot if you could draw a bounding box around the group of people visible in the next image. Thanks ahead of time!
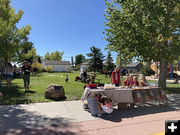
[0,61,32,91]
[123,75,147,87]
[84,65,148,117]
[110,66,147,87]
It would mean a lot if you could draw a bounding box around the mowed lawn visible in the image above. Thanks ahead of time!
[0,72,180,105]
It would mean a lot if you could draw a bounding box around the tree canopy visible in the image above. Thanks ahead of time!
[0,0,33,65]
[87,46,104,72]
[104,0,180,88]
[105,51,114,71]
[44,51,64,61]
[75,54,85,65]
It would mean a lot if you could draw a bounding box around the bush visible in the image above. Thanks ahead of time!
[45,66,53,73]
[141,65,155,76]
[74,65,80,71]
[32,62,43,72]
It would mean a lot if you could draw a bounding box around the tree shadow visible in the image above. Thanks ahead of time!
[0,81,35,105]
[24,90,36,93]
[0,105,82,135]
[165,87,180,94]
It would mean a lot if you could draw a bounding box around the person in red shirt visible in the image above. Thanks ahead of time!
[128,75,134,87]
[140,75,147,86]
[104,69,108,78]
[133,76,139,86]
[111,66,121,86]
[123,76,130,86]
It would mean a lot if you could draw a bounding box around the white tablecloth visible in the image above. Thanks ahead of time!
[81,87,134,103]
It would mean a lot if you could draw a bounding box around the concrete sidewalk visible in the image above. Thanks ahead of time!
[0,94,180,135]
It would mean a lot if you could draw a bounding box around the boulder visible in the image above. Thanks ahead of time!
[45,84,65,99]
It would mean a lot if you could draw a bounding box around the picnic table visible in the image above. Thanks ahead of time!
[81,86,168,109]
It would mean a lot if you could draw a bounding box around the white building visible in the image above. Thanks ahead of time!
[80,62,89,72]
[42,60,71,72]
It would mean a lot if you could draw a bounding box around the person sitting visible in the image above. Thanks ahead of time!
[95,93,113,117]
[75,76,81,81]
[123,76,130,86]
[128,75,134,87]
[140,75,147,86]
[91,73,96,84]
[82,70,88,83]
[133,76,139,86]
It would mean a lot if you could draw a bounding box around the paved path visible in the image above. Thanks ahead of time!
[0,94,180,135]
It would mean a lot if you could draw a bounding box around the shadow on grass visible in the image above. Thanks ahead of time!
[0,81,35,105]
[0,105,81,135]
[24,90,36,93]
[165,87,180,94]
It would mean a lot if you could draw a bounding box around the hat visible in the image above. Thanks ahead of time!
[24,60,28,63]
[101,104,113,114]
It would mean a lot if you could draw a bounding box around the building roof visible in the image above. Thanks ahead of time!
[42,60,71,65]
[126,63,142,68]
[79,62,89,66]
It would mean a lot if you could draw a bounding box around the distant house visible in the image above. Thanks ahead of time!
[126,63,143,73]
[79,62,89,72]
[42,60,71,72]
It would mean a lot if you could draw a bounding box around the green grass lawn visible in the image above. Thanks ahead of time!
[0,72,180,105]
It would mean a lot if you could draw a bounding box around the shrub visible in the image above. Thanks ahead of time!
[141,64,155,76]
[32,62,43,72]
[74,65,80,71]
[45,66,53,72]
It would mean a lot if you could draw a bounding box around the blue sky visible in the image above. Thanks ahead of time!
[11,0,118,62]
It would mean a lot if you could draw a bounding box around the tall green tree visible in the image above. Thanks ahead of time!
[75,54,85,65]
[0,0,32,65]
[44,51,64,61]
[24,48,37,63]
[87,46,104,72]
[37,55,42,63]
[16,40,34,63]
[106,51,114,71]
[104,0,180,88]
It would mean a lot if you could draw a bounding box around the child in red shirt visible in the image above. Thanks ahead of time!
[140,75,147,86]
[133,76,139,86]
[128,75,134,87]
[123,76,130,86]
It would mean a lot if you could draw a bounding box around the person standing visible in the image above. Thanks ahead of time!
[111,66,121,86]
[104,69,108,78]
[22,61,31,91]
[5,63,13,88]
[13,64,17,78]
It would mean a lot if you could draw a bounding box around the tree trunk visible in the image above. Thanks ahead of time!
[158,61,168,89]
[4,57,8,66]
[0,56,1,72]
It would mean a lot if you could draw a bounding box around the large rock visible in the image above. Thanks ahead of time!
[45,84,65,99]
